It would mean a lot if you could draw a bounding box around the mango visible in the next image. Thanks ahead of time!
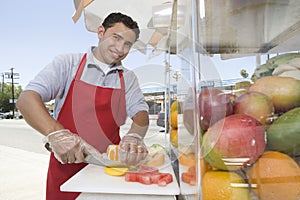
[234,91,275,125]
[249,76,300,112]
[202,114,266,171]
[267,107,300,156]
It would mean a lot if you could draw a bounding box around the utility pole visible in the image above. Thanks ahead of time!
[1,73,4,94]
[4,68,19,118]
[10,68,15,118]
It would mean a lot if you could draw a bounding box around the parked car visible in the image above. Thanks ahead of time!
[156,111,165,127]
[157,111,170,127]
[15,111,23,119]
[3,112,13,119]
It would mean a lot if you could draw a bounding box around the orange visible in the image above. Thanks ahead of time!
[104,167,128,176]
[247,151,300,200]
[106,144,119,161]
[202,171,251,200]
[170,110,178,128]
[170,101,178,112]
[170,101,183,113]
[200,157,213,180]
[170,128,178,148]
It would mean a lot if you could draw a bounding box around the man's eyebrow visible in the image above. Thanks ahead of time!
[113,33,134,45]
[113,33,123,38]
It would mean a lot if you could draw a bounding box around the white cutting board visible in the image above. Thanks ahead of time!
[60,162,180,195]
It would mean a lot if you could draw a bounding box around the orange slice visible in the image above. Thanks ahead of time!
[178,152,196,167]
[104,167,128,176]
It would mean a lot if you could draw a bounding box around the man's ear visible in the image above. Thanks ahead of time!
[97,25,105,38]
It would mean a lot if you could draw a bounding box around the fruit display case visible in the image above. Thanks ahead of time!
[170,0,300,199]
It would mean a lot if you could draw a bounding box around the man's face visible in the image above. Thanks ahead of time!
[97,23,136,65]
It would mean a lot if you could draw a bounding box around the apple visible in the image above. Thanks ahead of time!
[234,91,275,125]
[199,88,234,131]
[202,114,266,170]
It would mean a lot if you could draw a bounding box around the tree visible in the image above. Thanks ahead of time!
[0,83,23,113]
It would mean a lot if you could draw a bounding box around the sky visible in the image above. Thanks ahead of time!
[0,0,261,89]
[0,0,97,87]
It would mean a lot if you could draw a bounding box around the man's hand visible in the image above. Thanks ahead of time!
[118,133,148,166]
[44,129,101,164]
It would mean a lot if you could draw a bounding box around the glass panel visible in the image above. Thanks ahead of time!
[176,0,300,199]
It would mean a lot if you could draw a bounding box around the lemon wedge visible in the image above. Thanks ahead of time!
[104,167,129,176]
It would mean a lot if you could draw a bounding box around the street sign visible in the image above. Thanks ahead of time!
[4,72,20,79]
[9,99,17,103]
[6,82,19,85]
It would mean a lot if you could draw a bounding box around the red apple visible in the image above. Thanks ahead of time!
[199,88,234,131]
[234,91,275,125]
[202,114,266,170]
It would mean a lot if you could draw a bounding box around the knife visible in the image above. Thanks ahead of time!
[84,154,137,170]
[45,142,138,169]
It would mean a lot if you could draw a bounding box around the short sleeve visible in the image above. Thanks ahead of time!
[124,71,149,118]
[24,54,80,102]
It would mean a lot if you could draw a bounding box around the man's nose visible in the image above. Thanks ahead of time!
[115,41,125,55]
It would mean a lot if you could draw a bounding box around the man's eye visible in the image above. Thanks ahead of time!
[125,42,132,48]
[113,35,121,40]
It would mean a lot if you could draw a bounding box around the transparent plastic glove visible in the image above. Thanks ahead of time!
[43,129,101,164]
[118,133,148,166]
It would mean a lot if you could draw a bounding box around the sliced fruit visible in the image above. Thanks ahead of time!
[145,143,166,167]
[145,152,165,167]
[181,158,212,186]
[178,152,196,167]
[104,167,128,176]
[124,165,173,187]
[106,144,119,161]
[182,172,196,186]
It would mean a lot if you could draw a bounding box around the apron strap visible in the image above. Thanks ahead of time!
[75,53,87,81]
[118,70,125,91]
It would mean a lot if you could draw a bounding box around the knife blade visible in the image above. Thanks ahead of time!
[84,154,136,169]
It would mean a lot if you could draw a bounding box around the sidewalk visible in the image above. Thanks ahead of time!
[0,145,49,200]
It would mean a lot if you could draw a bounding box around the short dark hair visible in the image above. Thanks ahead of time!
[102,12,140,41]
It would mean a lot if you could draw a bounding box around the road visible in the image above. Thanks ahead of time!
[0,119,49,155]
[0,117,167,154]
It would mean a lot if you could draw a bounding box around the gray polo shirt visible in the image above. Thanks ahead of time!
[25,47,149,120]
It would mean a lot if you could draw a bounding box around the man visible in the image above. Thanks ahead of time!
[16,12,149,200]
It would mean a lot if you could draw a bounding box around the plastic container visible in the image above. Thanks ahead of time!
[172,0,300,199]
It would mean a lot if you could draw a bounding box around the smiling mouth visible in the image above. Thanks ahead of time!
[110,50,122,60]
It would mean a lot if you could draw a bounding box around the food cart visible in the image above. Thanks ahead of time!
[62,0,300,199]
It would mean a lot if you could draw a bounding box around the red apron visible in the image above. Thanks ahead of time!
[46,54,126,200]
